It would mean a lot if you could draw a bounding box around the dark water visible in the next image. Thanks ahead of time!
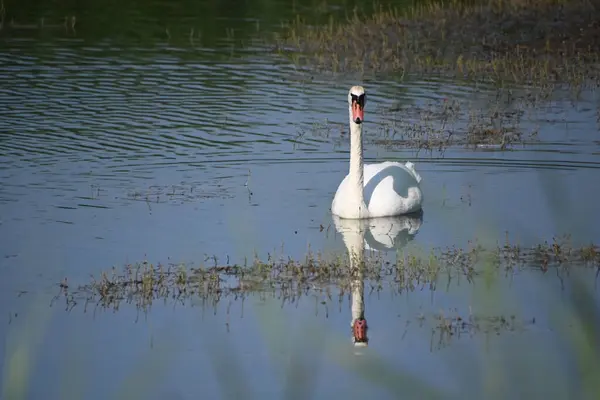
[1,0,600,399]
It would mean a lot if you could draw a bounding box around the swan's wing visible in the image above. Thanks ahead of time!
[363,162,422,217]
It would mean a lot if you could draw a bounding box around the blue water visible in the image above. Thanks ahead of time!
[1,1,600,398]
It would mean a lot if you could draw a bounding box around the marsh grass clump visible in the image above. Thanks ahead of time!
[276,0,600,87]
[54,235,600,315]
[126,182,232,206]
[305,88,546,154]
[365,95,539,152]
[423,307,536,350]
[372,97,460,153]
[464,107,528,149]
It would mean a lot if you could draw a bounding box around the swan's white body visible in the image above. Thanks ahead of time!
[331,86,423,219]
[332,161,423,218]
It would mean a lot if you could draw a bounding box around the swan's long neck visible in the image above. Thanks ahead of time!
[349,107,366,213]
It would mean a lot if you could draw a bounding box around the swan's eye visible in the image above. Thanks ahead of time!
[351,94,366,107]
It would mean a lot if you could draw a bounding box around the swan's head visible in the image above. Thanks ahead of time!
[348,85,366,125]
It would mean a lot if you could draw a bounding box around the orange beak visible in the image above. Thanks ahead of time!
[352,102,364,124]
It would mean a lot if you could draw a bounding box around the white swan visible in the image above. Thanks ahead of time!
[331,85,423,219]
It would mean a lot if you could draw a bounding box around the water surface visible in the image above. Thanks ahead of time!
[1,0,600,398]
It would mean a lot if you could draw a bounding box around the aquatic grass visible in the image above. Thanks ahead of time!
[45,236,600,398]
[425,307,536,351]
[126,181,232,206]
[306,91,542,153]
[56,234,600,315]
[275,0,600,88]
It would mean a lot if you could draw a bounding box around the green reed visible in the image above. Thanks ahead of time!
[275,0,600,89]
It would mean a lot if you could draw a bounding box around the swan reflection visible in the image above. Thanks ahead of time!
[332,212,423,347]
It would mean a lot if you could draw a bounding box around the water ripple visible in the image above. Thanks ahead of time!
[1,36,599,216]
[0,44,303,167]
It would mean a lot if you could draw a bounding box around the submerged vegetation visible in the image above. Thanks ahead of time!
[276,0,600,86]
[278,1,598,152]
[56,234,599,314]
[51,234,599,353]
[375,92,544,152]
[303,92,542,153]
[425,308,537,350]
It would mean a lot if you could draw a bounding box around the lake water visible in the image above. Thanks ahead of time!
[1,0,600,399]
